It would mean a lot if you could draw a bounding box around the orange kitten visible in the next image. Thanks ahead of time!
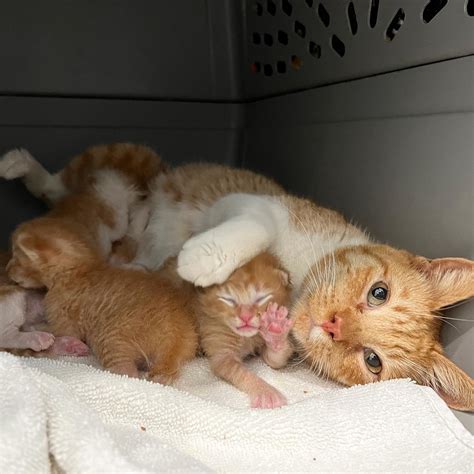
[196,253,293,408]
[8,221,198,384]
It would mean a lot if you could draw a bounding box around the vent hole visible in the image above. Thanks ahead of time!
[252,33,261,45]
[253,2,263,16]
[318,3,331,27]
[385,8,405,41]
[309,41,321,58]
[251,62,261,73]
[267,0,277,16]
[282,0,293,16]
[294,21,306,38]
[347,2,358,35]
[264,33,274,46]
[264,64,273,76]
[277,61,287,73]
[369,0,379,28]
[331,35,345,57]
[423,0,448,23]
[278,30,289,44]
[305,0,314,6]
[468,0,474,15]
[290,55,302,70]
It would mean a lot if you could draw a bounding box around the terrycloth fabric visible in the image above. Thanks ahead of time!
[0,352,472,473]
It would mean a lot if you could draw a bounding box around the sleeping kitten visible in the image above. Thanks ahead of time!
[0,251,89,356]
[196,252,293,408]
[8,219,198,383]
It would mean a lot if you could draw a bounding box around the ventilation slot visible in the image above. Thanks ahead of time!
[252,33,261,45]
[264,33,274,46]
[331,35,345,57]
[294,21,306,38]
[385,8,405,41]
[282,0,293,16]
[290,55,302,70]
[309,41,321,58]
[277,60,287,73]
[264,64,273,76]
[318,3,330,27]
[251,62,261,74]
[267,0,277,16]
[278,30,289,44]
[369,0,379,28]
[422,0,448,23]
[253,2,263,16]
[468,0,474,15]
[347,2,358,35]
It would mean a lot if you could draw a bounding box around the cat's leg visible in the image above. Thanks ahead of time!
[0,291,55,351]
[46,336,90,356]
[177,194,277,286]
[210,353,287,409]
[259,303,294,369]
[0,148,66,204]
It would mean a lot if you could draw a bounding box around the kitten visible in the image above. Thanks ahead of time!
[0,250,89,356]
[8,221,198,383]
[139,163,473,411]
[196,252,293,408]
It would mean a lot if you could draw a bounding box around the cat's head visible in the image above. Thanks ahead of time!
[292,244,474,411]
[8,219,96,288]
[198,252,290,337]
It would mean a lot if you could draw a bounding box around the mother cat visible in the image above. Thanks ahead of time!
[1,143,473,410]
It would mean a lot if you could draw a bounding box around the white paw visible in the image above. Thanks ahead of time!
[0,149,31,179]
[250,385,287,409]
[28,331,55,352]
[177,231,239,287]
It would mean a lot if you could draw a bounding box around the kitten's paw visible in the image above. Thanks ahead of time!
[49,336,90,356]
[251,385,287,409]
[27,331,55,352]
[259,303,293,352]
[177,231,239,287]
[0,149,31,179]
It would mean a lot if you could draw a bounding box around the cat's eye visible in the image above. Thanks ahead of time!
[367,281,389,307]
[255,293,273,305]
[218,296,236,307]
[364,348,382,374]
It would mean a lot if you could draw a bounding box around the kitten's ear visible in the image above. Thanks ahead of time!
[415,257,474,309]
[276,269,290,287]
[16,232,52,262]
[430,352,474,411]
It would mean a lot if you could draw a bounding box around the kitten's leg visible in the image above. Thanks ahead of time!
[0,148,66,204]
[259,303,294,369]
[46,336,90,356]
[0,290,55,351]
[177,194,277,287]
[210,354,287,409]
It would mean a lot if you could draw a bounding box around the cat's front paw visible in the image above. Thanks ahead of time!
[177,231,239,287]
[0,149,31,179]
[27,331,55,352]
[259,303,293,352]
[48,336,90,356]
[251,384,287,409]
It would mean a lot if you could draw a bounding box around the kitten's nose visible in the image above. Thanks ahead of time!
[239,306,254,323]
[321,316,342,340]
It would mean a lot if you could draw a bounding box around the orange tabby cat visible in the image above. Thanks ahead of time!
[8,220,198,383]
[197,252,293,408]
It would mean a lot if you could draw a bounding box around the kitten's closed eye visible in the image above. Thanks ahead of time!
[255,293,273,305]
[218,295,236,307]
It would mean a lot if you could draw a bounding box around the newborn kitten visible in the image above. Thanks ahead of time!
[0,251,89,356]
[8,220,198,383]
[197,253,293,408]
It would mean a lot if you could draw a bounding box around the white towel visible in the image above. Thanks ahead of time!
[0,351,472,473]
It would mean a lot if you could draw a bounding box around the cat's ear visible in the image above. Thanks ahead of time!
[415,257,474,309]
[430,352,474,411]
[15,231,52,263]
[276,269,290,287]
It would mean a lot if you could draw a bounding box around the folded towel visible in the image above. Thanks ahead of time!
[0,352,472,473]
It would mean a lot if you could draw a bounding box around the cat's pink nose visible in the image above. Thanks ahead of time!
[239,307,254,323]
[321,317,342,340]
